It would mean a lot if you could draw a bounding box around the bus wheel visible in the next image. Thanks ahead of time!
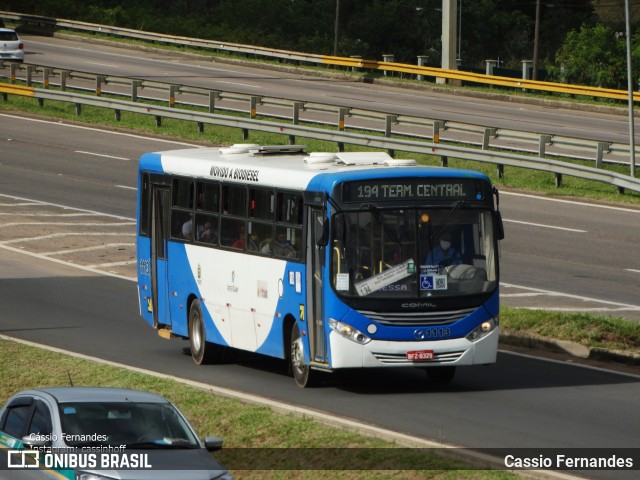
[188,300,222,365]
[425,366,456,384]
[290,323,317,388]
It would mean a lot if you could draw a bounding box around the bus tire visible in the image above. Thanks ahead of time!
[425,366,456,384]
[290,323,317,388]
[188,300,223,365]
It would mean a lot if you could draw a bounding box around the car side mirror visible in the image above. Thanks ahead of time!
[22,435,51,448]
[204,436,223,452]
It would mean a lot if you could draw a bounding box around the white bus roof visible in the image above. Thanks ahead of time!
[141,144,487,191]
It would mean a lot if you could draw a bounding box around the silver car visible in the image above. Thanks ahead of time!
[0,387,232,479]
[0,28,24,62]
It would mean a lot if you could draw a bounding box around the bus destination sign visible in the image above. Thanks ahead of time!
[342,178,486,203]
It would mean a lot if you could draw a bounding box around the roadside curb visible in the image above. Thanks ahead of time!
[500,330,640,367]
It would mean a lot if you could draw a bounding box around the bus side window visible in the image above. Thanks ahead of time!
[262,226,300,259]
[195,214,218,244]
[139,173,151,236]
[249,188,274,220]
[277,192,303,225]
[172,178,193,209]
[222,185,246,216]
[221,218,245,249]
[172,211,193,240]
[250,221,272,254]
[196,181,219,213]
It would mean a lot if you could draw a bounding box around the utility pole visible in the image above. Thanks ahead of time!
[333,0,340,56]
[625,0,636,177]
[440,0,458,79]
[532,0,541,80]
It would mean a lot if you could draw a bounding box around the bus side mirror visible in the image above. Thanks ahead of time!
[495,211,505,240]
[316,217,329,247]
[492,187,505,240]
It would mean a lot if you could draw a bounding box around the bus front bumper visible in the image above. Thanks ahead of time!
[327,327,499,369]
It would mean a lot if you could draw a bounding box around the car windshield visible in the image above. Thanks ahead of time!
[331,207,497,299]
[58,401,199,449]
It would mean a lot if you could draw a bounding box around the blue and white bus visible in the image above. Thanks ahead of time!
[136,144,504,387]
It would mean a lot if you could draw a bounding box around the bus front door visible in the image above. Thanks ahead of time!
[306,207,327,364]
[150,186,171,329]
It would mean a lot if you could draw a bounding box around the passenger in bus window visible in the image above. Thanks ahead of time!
[262,231,296,258]
[425,231,462,267]
[231,225,246,249]
[181,219,193,240]
[199,221,218,244]
[247,231,259,251]
[231,225,258,250]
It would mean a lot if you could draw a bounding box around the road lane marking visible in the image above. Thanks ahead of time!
[0,232,135,245]
[215,80,262,88]
[502,282,640,312]
[518,306,640,313]
[41,243,135,256]
[0,242,134,281]
[502,191,640,213]
[85,62,120,68]
[0,113,200,146]
[86,260,137,268]
[75,150,130,161]
[0,222,134,229]
[0,213,100,217]
[502,219,587,233]
[501,292,547,297]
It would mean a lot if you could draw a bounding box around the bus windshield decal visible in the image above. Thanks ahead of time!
[355,259,416,297]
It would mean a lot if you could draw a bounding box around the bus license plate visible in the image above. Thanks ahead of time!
[407,350,434,361]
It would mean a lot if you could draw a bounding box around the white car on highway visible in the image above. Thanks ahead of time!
[0,28,24,62]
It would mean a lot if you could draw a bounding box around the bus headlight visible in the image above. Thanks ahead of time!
[465,317,498,342]
[329,319,371,345]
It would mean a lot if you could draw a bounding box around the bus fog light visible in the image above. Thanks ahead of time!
[329,318,371,345]
[465,317,498,342]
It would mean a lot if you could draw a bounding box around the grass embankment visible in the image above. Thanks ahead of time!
[501,307,640,354]
[0,338,515,479]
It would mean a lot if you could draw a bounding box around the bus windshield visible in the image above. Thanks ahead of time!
[331,206,497,299]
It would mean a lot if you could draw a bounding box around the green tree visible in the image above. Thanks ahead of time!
[549,23,627,88]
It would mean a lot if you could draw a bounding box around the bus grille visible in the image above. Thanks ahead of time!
[371,350,464,365]
[357,308,475,326]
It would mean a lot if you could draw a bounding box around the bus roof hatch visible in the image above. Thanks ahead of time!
[335,152,393,165]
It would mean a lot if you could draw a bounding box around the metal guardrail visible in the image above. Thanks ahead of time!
[2,10,640,102]
[1,62,636,170]
[1,83,639,194]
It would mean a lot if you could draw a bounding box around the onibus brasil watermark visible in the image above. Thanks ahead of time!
[7,433,152,470]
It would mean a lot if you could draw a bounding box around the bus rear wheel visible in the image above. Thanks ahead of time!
[188,300,224,365]
[425,366,456,384]
[290,323,317,388]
